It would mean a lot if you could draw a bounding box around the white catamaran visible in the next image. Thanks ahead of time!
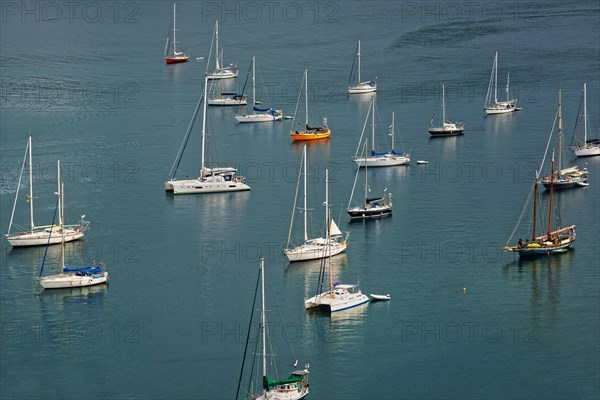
[235,56,283,123]
[347,40,377,94]
[165,76,250,194]
[6,136,88,247]
[284,146,347,262]
[38,161,108,289]
[205,20,238,80]
[484,51,520,115]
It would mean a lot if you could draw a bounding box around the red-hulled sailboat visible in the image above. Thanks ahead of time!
[164,3,189,64]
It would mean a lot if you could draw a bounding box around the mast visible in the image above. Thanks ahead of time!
[260,257,267,395]
[371,98,375,152]
[364,139,368,207]
[28,135,34,232]
[172,2,177,55]
[548,151,555,237]
[557,89,563,176]
[532,172,538,240]
[494,52,498,103]
[200,76,208,177]
[357,41,361,84]
[583,82,588,143]
[442,84,446,124]
[252,56,256,115]
[391,112,395,151]
[303,145,307,242]
[57,160,65,271]
[214,20,220,70]
[506,72,510,102]
[304,69,309,128]
[325,169,333,290]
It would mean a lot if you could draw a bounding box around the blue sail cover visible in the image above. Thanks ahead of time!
[64,266,102,274]
[254,106,272,112]
[366,197,383,203]
[391,150,406,155]
[371,150,390,156]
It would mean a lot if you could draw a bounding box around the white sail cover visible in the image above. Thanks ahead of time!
[329,219,342,236]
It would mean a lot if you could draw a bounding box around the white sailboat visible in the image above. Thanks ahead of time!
[207,78,247,106]
[235,56,283,122]
[205,20,238,80]
[573,83,600,157]
[164,2,189,64]
[284,146,347,262]
[347,139,392,220]
[347,40,377,94]
[428,83,464,136]
[484,51,520,114]
[353,102,410,167]
[237,258,310,400]
[6,136,87,247]
[305,169,369,313]
[38,161,108,289]
[165,76,250,194]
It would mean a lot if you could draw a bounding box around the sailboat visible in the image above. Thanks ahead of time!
[6,136,87,247]
[289,69,331,141]
[164,76,250,194]
[353,103,410,167]
[540,90,588,190]
[347,139,392,219]
[502,151,576,257]
[484,52,520,114]
[207,78,247,106]
[236,258,310,400]
[347,40,377,94]
[284,146,347,262]
[205,20,238,80]
[572,83,600,157]
[305,169,370,313]
[164,2,189,64]
[235,56,283,122]
[428,83,464,136]
[38,161,108,289]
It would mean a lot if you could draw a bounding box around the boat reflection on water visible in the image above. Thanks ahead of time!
[39,283,108,305]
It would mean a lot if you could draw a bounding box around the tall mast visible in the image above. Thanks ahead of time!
[325,169,333,290]
[200,76,208,177]
[303,145,307,242]
[260,257,267,394]
[357,41,361,83]
[557,89,563,175]
[494,52,498,103]
[506,72,510,102]
[532,172,538,240]
[214,20,220,70]
[391,112,395,151]
[371,98,375,152]
[28,135,34,231]
[172,3,177,55]
[442,84,446,124]
[364,139,368,207]
[548,151,555,237]
[57,160,65,271]
[583,82,588,143]
[252,56,256,115]
[304,69,309,128]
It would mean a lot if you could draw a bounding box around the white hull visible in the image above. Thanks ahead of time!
[39,271,108,289]
[235,112,283,123]
[348,84,377,94]
[575,146,600,157]
[7,226,84,247]
[168,178,250,194]
[253,387,309,400]
[207,97,247,106]
[484,102,517,114]
[305,287,369,312]
[284,241,346,262]
[206,69,238,80]
[354,154,410,167]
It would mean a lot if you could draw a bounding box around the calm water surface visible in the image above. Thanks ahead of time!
[1,1,599,399]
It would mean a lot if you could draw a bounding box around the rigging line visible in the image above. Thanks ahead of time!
[286,150,304,249]
[38,197,59,278]
[168,92,204,180]
[236,60,253,114]
[569,89,585,147]
[205,26,215,75]
[289,71,305,130]
[505,178,535,245]
[354,100,373,157]
[7,138,29,235]
[266,272,297,364]
[538,105,559,179]
[347,47,357,87]
[235,266,261,400]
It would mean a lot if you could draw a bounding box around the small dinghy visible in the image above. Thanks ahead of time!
[370,294,391,301]
[577,181,590,187]
[417,160,428,165]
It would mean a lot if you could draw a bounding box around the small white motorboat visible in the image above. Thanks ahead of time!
[417,160,428,165]
[577,181,590,187]
[370,294,391,301]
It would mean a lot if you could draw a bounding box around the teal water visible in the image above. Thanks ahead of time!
[1,1,599,399]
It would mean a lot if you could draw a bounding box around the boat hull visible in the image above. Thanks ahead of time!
[574,146,600,157]
[208,98,247,106]
[284,241,346,262]
[428,128,464,137]
[165,56,189,64]
[348,85,377,94]
[347,206,392,219]
[541,178,588,190]
[39,272,108,289]
[305,290,369,312]
[354,154,409,167]
[206,70,238,80]
[484,105,517,115]
[7,228,84,247]
[290,129,331,141]
[169,180,250,194]
[235,113,283,123]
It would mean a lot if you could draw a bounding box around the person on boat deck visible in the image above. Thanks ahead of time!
[518,238,523,248]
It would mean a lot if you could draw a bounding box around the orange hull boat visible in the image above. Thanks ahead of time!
[290,128,331,141]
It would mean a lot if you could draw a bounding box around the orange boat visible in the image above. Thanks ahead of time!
[164,3,189,65]
[290,69,331,141]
